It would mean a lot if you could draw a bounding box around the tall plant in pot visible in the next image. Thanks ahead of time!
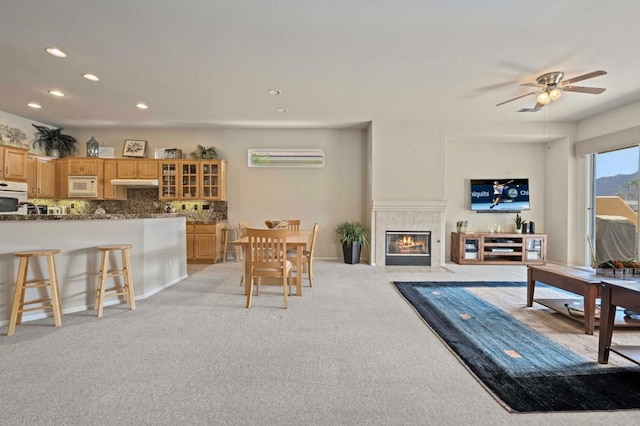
[335,220,369,264]
[31,124,77,157]
[513,213,527,233]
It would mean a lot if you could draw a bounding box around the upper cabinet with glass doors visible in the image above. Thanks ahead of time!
[200,160,226,201]
[159,159,227,201]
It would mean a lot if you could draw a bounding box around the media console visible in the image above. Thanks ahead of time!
[450,232,546,265]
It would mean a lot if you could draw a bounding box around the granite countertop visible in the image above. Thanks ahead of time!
[0,213,188,221]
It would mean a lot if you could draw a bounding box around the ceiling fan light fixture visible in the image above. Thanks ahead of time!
[549,88,562,101]
[536,91,551,105]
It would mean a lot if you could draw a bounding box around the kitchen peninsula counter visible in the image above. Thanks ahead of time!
[0,215,188,328]
[0,213,186,221]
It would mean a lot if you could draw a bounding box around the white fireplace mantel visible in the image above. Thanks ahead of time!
[371,200,447,267]
[372,200,448,211]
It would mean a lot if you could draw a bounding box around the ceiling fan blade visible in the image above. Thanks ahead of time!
[496,91,537,106]
[533,102,544,110]
[562,86,606,94]
[561,70,607,85]
[520,83,543,88]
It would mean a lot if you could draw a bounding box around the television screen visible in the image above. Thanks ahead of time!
[470,178,530,212]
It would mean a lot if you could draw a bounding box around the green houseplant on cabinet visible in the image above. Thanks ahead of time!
[31,124,77,157]
[513,213,527,233]
[335,220,369,264]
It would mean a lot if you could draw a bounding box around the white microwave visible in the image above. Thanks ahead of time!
[68,176,99,197]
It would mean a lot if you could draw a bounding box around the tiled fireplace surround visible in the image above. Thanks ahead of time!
[371,201,446,267]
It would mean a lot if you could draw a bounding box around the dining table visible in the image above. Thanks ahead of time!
[231,230,311,297]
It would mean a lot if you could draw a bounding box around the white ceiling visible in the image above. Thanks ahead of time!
[1,0,640,129]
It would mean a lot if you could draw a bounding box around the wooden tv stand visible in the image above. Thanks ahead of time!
[451,232,546,265]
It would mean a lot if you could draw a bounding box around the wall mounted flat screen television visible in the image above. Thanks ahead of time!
[470,178,530,212]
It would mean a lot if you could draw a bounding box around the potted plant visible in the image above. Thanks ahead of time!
[31,124,77,157]
[190,144,218,159]
[513,213,527,233]
[335,220,369,264]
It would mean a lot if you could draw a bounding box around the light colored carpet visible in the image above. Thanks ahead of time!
[1,260,639,425]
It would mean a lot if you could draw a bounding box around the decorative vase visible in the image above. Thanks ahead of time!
[515,228,522,234]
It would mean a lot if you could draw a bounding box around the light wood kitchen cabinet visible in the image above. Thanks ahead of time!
[0,146,28,181]
[116,159,158,179]
[103,160,127,200]
[186,223,223,263]
[54,159,68,198]
[26,154,56,198]
[200,160,227,201]
[159,160,196,200]
[68,157,101,176]
[55,157,104,199]
[186,224,194,260]
[159,159,227,201]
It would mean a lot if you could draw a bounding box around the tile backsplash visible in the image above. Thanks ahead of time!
[30,188,227,222]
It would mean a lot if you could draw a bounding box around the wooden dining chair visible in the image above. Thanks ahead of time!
[288,223,318,287]
[238,221,249,286]
[245,228,293,309]
[287,219,301,232]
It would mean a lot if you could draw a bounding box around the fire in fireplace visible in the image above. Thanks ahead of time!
[385,231,431,266]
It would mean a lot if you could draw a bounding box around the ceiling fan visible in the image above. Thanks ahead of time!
[496,70,607,111]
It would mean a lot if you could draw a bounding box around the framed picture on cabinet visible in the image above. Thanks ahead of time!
[123,139,147,157]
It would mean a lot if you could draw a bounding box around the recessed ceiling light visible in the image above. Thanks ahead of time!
[276,108,288,113]
[27,103,42,109]
[47,90,65,97]
[82,73,99,81]
[136,103,149,109]
[268,89,281,95]
[45,47,66,58]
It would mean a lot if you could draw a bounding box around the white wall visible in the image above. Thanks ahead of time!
[67,127,367,259]
[5,108,603,265]
[577,100,640,141]
[444,140,546,258]
[371,120,578,263]
[372,121,446,200]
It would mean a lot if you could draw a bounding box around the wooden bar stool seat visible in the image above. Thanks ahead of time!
[95,244,135,317]
[221,226,241,262]
[7,249,62,336]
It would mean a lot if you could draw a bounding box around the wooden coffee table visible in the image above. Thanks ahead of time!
[598,279,640,365]
[527,264,602,335]
[527,264,640,335]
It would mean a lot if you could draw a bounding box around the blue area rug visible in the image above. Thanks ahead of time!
[394,281,640,412]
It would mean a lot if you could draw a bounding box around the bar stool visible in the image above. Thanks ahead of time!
[7,249,62,336]
[95,244,135,317]
[221,226,241,262]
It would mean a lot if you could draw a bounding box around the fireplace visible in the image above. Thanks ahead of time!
[385,231,431,266]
